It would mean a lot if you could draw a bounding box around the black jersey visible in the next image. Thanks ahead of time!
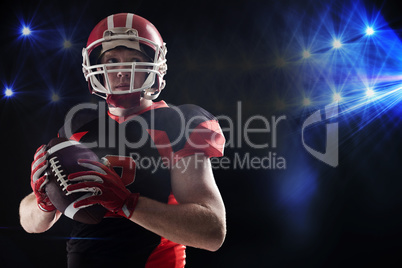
[57,101,225,267]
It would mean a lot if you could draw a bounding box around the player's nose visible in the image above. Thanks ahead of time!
[117,71,130,78]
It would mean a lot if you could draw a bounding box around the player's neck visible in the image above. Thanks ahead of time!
[108,99,153,118]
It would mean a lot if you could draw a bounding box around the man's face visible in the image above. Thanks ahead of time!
[100,46,150,92]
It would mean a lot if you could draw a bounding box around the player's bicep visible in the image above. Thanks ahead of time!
[170,154,224,211]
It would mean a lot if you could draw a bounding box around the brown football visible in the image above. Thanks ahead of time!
[45,137,106,224]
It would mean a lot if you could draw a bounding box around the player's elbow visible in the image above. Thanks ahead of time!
[203,203,227,252]
[21,224,45,234]
[20,215,52,234]
[19,196,60,234]
[20,216,43,233]
[209,228,226,252]
[203,219,226,252]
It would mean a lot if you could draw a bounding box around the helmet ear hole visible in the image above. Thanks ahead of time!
[160,80,166,90]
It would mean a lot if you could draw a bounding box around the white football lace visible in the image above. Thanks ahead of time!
[49,156,71,195]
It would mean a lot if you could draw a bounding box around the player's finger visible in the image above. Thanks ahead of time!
[77,159,108,175]
[68,171,105,182]
[33,147,47,164]
[73,195,103,209]
[32,152,48,171]
[36,174,49,192]
[32,160,48,182]
[78,159,106,169]
[78,158,120,177]
[34,145,47,158]
[67,181,103,193]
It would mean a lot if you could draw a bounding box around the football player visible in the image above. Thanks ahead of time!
[19,13,226,267]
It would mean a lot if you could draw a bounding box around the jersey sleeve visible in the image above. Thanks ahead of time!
[147,104,225,166]
[174,110,225,160]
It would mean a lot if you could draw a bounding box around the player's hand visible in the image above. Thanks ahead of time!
[66,159,139,219]
[30,145,56,212]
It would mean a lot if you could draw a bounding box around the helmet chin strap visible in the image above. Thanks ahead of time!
[141,72,163,100]
[142,88,160,100]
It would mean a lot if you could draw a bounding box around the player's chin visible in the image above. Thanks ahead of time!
[107,94,141,109]
[108,100,134,109]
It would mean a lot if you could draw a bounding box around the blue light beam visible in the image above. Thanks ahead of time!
[21,26,31,36]
[4,88,14,97]
[366,26,375,35]
[332,39,342,49]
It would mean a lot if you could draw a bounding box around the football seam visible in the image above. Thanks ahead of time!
[49,156,71,194]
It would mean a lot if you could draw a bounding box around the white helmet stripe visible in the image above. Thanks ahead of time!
[126,13,134,28]
[107,15,114,29]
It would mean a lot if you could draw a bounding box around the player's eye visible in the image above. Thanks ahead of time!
[106,58,119,64]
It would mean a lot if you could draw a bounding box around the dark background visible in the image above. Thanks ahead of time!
[1,0,402,267]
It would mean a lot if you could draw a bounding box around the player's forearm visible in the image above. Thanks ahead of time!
[19,193,60,233]
[129,196,226,251]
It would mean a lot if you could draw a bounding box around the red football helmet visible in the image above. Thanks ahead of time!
[82,13,167,101]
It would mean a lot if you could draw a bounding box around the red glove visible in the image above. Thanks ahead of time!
[30,145,56,212]
[66,159,139,219]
